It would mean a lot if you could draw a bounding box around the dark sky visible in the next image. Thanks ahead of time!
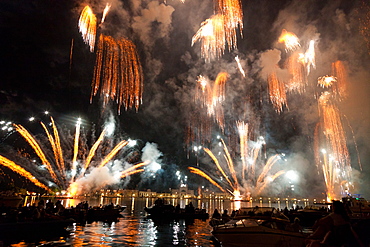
[0,0,369,198]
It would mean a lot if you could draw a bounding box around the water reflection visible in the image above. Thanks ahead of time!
[8,196,311,246]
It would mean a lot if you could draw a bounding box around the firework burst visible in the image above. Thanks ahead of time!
[278,29,300,52]
[189,130,284,198]
[0,117,146,196]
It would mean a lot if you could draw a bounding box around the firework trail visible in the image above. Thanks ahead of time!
[121,169,145,178]
[237,121,248,179]
[212,72,228,130]
[98,140,129,168]
[91,34,144,113]
[285,52,307,94]
[0,155,51,192]
[301,40,316,75]
[188,167,226,192]
[278,29,300,52]
[101,3,111,24]
[13,124,59,184]
[267,71,288,113]
[78,6,97,52]
[235,56,246,77]
[331,60,348,99]
[120,162,148,177]
[192,14,226,62]
[316,91,352,200]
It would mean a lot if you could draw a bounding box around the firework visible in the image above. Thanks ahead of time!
[189,134,284,198]
[318,75,337,88]
[331,60,348,99]
[302,40,316,75]
[278,29,300,52]
[0,155,51,192]
[91,34,144,113]
[286,52,307,94]
[0,117,145,195]
[188,167,226,192]
[78,6,97,52]
[267,71,288,113]
[101,3,111,24]
[316,92,352,199]
[235,56,245,77]
[192,14,226,62]
[214,0,244,50]
[237,121,248,179]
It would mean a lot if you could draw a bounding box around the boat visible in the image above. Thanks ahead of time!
[0,216,75,240]
[144,203,209,220]
[62,204,127,223]
[342,195,370,215]
[211,207,307,247]
[288,203,330,227]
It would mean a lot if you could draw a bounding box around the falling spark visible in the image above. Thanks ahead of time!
[267,71,288,113]
[78,6,97,52]
[0,155,52,192]
[318,75,337,88]
[192,14,226,62]
[91,34,144,113]
[237,121,248,179]
[331,61,348,99]
[286,52,307,94]
[235,56,245,77]
[278,29,300,52]
[215,0,244,50]
[317,91,352,199]
[101,3,111,24]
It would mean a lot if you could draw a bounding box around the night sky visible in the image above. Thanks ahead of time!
[0,0,369,198]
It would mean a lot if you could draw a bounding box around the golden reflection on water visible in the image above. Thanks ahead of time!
[12,196,313,246]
